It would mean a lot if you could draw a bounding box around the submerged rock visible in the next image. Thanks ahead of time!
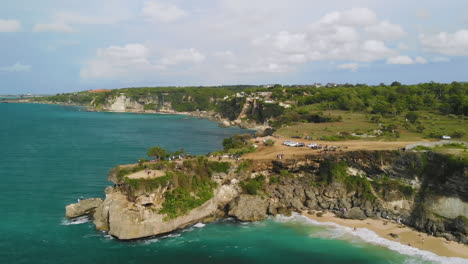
[228,194,268,221]
[65,198,103,219]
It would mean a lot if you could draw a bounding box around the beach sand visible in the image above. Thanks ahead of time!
[303,211,468,259]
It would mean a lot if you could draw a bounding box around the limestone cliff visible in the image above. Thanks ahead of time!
[66,150,467,243]
[93,182,239,240]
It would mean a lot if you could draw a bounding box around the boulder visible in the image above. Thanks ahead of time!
[451,216,468,234]
[343,207,367,220]
[305,199,318,209]
[228,194,268,221]
[66,198,103,218]
[277,207,292,216]
[220,120,231,127]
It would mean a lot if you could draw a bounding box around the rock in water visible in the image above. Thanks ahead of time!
[228,194,268,221]
[343,207,367,220]
[93,183,240,240]
[65,198,103,218]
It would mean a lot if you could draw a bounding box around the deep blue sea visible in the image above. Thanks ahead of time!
[0,103,462,264]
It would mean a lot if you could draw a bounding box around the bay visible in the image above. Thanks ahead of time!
[0,103,442,264]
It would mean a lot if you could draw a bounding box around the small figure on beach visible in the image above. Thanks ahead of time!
[353,227,357,232]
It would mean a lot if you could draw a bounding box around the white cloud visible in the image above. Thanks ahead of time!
[80,44,154,80]
[33,22,74,33]
[81,44,205,80]
[0,62,31,72]
[160,48,205,65]
[365,21,406,40]
[34,9,129,33]
[337,63,360,72]
[416,9,431,19]
[386,56,427,65]
[431,57,450,63]
[387,56,414,64]
[414,56,427,64]
[319,8,377,26]
[143,1,187,23]
[420,29,468,56]
[0,19,21,32]
[240,8,406,73]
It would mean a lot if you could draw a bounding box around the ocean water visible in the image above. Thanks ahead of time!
[0,103,463,264]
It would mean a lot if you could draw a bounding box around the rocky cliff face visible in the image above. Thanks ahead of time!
[66,151,467,243]
[92,175,240,240]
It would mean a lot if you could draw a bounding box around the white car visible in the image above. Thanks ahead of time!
[307,143,317,148]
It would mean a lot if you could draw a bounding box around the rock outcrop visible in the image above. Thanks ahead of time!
[228,194,268,221]
[343,207,367,220]
[65,198,103,218]
[67,150,467,244]
[92,181,240,240]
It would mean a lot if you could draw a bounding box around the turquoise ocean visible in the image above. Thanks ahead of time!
[0,103,464,264]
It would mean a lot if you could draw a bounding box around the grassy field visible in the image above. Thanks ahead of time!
[274,109,467,142]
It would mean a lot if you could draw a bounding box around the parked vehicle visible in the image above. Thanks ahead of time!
[296,143,305,147]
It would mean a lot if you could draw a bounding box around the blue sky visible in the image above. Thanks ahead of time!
[1,0,468,94]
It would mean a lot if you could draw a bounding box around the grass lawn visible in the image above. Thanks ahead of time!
[274,109,467,142]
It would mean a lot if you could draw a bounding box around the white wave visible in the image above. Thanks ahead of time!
[103,234,114,240]
[61,216,91,225]
[142,238,160,245]
[161,233,181,239]
[194,222,206,228]
[273,213,468,264]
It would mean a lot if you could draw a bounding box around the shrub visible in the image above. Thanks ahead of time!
[160,181,216,220]
[264,139,275,146]
[208,161,231,173]
[240,176,265,195]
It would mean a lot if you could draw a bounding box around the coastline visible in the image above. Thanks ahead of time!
[2,99,266,131]
[302,211,468,260]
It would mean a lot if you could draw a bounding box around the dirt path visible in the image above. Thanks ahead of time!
[243,137,425,161]
[127,169,165,180]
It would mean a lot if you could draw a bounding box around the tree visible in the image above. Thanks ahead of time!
[391,81,402,87]
[147,146,167,161]
[405,111,419,123]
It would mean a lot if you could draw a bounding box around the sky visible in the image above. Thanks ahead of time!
[1,0,468,94]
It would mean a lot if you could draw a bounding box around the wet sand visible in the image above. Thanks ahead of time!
[303,211,468,259]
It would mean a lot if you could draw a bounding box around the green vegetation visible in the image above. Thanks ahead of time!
[208,161,231,173]
[263,139,275,146]
[124,174,172,192]
[222,134,255,155]
[160,181,216,220]
[413,143,467,158]
[235,159,252,173]
[147,146,167,161]
[239,176,265,195]
[318,160,375,201]
[31,82,466,142]
[372,176,415,199]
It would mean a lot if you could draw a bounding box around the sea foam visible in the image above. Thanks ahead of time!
[194,222,206,228]
[273,213,468,264]
[61,216,91,225]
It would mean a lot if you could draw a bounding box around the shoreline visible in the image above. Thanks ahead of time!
[302,211,468,260]
[2,100,265,131]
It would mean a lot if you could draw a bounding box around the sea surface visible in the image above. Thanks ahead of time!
[0,103,462,264]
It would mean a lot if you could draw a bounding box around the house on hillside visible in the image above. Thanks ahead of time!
[88,89,111,93]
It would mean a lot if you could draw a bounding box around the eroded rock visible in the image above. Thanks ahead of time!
[228,194,268,221]
[343,207,367,220]
[66,198,103,218]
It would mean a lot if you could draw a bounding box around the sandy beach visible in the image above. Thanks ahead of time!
[302,211,468,259]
